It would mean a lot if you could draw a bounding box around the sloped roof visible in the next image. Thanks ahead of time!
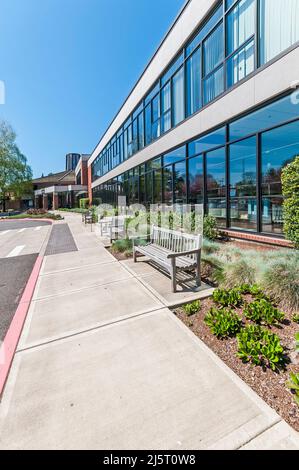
[33,170,75,185]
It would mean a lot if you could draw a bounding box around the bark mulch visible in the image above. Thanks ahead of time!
[174,295,299,432]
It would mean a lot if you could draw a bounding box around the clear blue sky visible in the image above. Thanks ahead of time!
[0,0,184,178]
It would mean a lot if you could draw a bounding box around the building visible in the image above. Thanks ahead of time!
[66,153,81,171]
[33,158,89,210]
[88,0,299,244]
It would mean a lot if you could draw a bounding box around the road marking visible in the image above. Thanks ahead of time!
[0,230,11,236]
[18,228,26,233]
[6,245,25,258]
[34,226,42,231]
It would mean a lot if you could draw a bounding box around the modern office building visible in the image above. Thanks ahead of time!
[88,0,299,242]
[66,153,81,171]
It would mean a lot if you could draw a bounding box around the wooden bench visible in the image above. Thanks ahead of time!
[133,225,202,293]
[98,216,127,243]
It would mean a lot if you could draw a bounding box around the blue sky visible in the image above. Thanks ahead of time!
[0,0,183,178]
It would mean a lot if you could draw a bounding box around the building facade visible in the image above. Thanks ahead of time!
[88,0,299,240]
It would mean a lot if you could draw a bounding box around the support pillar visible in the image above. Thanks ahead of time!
[53,192,59,210]
[34,196,40,209]
[42,194,48,211]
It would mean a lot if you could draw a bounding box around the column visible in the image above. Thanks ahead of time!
[53,193,59,210]
[42,194,48,211]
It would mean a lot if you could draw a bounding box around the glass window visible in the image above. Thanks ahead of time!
[188,155,204,204]
[138,113,144,150]
[161,53,184,86]
[206,147,227,226]
[163,166,173,204]
[186,4,223,56]
[204,23,224,76]
[164,146,186,166]
[139,173,146,203]
[174,161,187,204]
[227,39,254,87]
[259,0,299,65]
[229,94,299,141]
[145,171,153,205]
[161,82,171,133]
[204,66,224,104]
[226,0,255,55]
[152,94,160,140]
[145,104,152,146]
[189,127,226,157]
[186,47,201,117]
[261,120,299,234]
[153,169,162,204]
[145,82,160,105]
[229,136,257,230]
[172,67,185,126]
[132,118,138,154]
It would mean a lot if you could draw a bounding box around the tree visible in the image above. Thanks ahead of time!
[0,121,32,212]
[281,156,299,248]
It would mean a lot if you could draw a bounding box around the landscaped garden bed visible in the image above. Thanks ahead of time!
[174,287,299,432]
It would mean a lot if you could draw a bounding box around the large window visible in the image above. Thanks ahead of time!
[163,166,173,204]
[203,23,224,104]
[172,67,185,126]
[261,120,299,234]
[186,47,201,116]
[229,136,257,230]
[173,161,187,203]
[259,0,299,65]
[206,147,226,226]
[188,155,204,204]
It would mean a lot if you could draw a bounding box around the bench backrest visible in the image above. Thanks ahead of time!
[151,225,202,261]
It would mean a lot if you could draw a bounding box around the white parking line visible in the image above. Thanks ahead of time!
[18,228,26,233]
[34,226,42,231]
[0,230,10,236]
[6,245,25,258]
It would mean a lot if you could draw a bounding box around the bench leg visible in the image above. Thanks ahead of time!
[196,251,201,287]
[171,258,177,293]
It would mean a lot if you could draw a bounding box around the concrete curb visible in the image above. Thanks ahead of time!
[0,256,43,398]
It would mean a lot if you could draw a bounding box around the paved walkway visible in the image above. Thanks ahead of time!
[0,213,298,450]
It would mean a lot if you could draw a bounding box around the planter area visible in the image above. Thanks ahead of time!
[174,288,299,432]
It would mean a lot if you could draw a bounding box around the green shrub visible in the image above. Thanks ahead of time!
[202,239,221,255]
[204,307,242,338]
[183,300,201,317]
[281,156,299,248]
[236,325,285,371]
[212,288,243,307]
[203,215,218,241]
[79,198,89,210]
[243,299,285,326]
[237,284,268,300]
[296,332,299,352]
[293,313,299,324]
[286,373,299,406]
[261,255,299,312]
[111,238,133,255]
[220,257,256,289]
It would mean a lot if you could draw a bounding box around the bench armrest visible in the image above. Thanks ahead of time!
[167,248,201,259]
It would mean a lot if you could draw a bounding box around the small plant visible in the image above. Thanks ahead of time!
[183,300,201,317]
[204,307,242,338]
[111,238,133,255]
[237,284,268,300]
[286,373,299,406]
[203,215,218,241]
[296,332,299,352]
[243,299,285,326]
[236,325,285,371]
[212,288,243,307]
[293,313,299,324]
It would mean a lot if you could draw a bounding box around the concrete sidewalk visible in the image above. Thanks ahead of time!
[0,212,298,450]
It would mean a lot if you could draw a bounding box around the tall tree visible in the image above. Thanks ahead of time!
[0,121,32,212]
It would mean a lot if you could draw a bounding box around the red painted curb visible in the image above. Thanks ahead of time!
[0,256,44,397]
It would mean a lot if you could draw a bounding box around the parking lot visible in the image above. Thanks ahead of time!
[0,219,51,340]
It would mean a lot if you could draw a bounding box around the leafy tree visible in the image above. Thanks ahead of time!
[0,121,32,211]
[281,156,299,248]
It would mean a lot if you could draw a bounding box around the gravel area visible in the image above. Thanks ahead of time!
[174,295,299,432]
